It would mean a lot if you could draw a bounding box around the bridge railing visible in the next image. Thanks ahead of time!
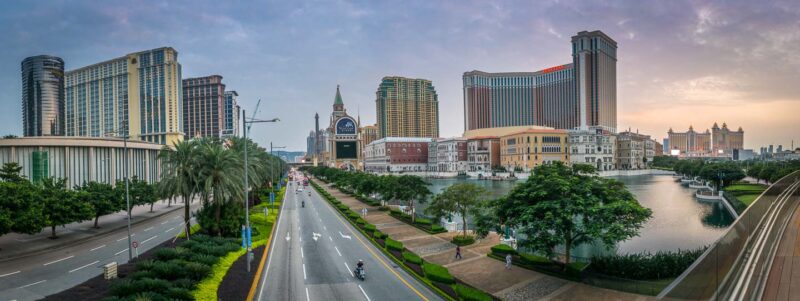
[658,170,800,300]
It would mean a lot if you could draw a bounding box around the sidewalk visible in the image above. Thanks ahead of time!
[762,196,800,301]
[318,183,654,301]
[0,199,188,262]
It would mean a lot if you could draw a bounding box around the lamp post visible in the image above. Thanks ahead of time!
[270,142,286,190]
[242,109,279,272]
[105,130,134,261]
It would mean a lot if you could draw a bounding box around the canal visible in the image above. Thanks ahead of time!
[424,174,734,256]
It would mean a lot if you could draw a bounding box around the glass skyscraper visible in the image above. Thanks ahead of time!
[22,55,65,136]
[223,90,239,137]
[182,75,225,138]
[463,30,617,133]
[65,47,184,145]
[375,76,439,139]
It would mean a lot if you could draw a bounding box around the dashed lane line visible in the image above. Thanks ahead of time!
[359,285,372,301]
[115,248,129,256]
[69,260,99,273]
[17,280,46,289]
[43,255,74,266]
[117,234,135,242]
[144,226,154,232]
[0,271,20,278]
[335,246,342,257]
[344,262,353,277]
[303,263,307,280]
[305,287,310,301]
[90,244,106,252]
[142,235,158,244]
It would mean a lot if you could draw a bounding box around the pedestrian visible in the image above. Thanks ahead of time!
[505,253,512,269]
[455,246,462,260]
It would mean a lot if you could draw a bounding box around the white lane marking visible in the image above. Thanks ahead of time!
[69,260,99,273]
[0,271,20,278]
[161,221,168,225]
[303,263,307,280]
[323,225,326,230]
[258,195,285,301]
[117,234,135,242]
[305,287,310,301]
[17,280,46,289]
[344,262,354,277]
[301,247,304,259]
[115,248,129,256]
[339,231,351,240]
[90,245,106,252]
[359,285,371,301]
[286,232,291,241]
[168,226,176,231]
[335,246,342,257]
[142,235,157,244]
[43,255,74,266]
[329,236,333,242]
[144,226,154,232]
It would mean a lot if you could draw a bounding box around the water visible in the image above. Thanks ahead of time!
[424,175,734,256]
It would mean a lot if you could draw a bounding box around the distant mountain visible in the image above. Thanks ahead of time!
[271,151,306,162]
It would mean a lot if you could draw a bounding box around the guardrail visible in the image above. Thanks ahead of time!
[658,170,800,300]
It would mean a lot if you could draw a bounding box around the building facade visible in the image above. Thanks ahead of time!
[22,55,65,137]
[376,77,439,139]
[500,129,569,172]
[463,30,617,133]
[616,131,650,170]
[182,75,226,138]
[0,137,162,187]
[467,136,501,172]
[567,127,616,171]
[363,137,432,173]
[711,122,744,155]
[325,86,361,170]
[65,47,184,145]
[223,91,240,137]
[433,137,468,173]
[667,126,711,156]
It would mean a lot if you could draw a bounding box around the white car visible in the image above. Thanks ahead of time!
[297,187,304,192]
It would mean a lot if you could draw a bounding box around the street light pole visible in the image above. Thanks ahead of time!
[105,130,133,261]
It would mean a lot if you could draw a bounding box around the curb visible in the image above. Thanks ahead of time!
[246,196,285,301]
[0,204,185,263]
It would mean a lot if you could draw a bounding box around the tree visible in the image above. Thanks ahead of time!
[759,164,778,184]
[698,162,746,190]
[196,141,243,236]
[425,183,489,238]
[393,175,431,222]
[78,181,118,228]
[159,140,200,239]
[0,180,44,236]
[40,178,93,238]
[747,164,763,183]
[0,162,26,183]
[496,162,651,268]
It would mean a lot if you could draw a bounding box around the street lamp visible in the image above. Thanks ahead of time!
[242,109,279,272]
[270,142,286,190]
[104,130,134,261]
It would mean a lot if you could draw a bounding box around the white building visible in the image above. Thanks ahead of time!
[363,137,433,173]
[568,128,616,171]
[432,137,468,173]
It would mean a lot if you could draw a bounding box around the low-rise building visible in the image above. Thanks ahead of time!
[567,128,616,171]
[616,131,650,170]
[363,137,432,173]
[500,129,569,172]
[432,137,468,172]
[467,136,500,172]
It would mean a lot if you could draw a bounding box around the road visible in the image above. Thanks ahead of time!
[0,208,195,301]
[257,178,442,301]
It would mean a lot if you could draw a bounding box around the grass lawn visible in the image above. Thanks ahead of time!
[724,183,767,206]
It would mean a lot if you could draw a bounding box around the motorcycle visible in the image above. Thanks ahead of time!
[354,267,366,281]
[302,201,305,208]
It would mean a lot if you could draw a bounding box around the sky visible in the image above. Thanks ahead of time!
[1,0,799,151]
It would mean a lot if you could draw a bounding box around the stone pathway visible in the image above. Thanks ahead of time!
[318,181,654,300]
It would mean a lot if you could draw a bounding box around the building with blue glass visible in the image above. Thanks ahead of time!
[223,90,240,137]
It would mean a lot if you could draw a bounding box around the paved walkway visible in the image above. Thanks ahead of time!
[318,182,653,301]
[0,199,187,262]
[762,196,800,301]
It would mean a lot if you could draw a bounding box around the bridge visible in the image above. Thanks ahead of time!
[658,170,800,301]
[286,162,313,168]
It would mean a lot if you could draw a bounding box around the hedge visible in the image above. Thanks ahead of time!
[373,231,387,240]
[403,251,423,265]
[451,235,475,246]
[490,244,517,256]
[364,223,377,232]
[422,262,455,284]
[454,284,493,301]
[385,238,404,251]
[518,253,550,266]
[356,218,366,225]
[588,247,706,280]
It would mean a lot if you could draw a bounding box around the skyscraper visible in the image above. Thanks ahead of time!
[223,91,239,137]
[463,30,617,133]
[65,47,184,145]
[182,75,225,138]
[22,55,65,136]
[376,76,439,139]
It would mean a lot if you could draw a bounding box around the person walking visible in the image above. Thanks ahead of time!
[455,246,462,260]
[505,253,512,269]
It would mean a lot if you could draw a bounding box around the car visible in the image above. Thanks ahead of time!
[297,187,304,192]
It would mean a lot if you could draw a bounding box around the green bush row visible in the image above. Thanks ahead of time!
[451,235,475,246]
[490,244,517,256]
[403,251,423,265]
[454,284,493,301]
[385,238,404,251]
[588,247,707,280]
[422,262,455,284]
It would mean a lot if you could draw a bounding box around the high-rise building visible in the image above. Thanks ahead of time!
[182,75,225,138]
[376,76,439,139]
[711,122,744,155]
[22,55,65,136]
[667,126,711,155]
[223,91,240,137]
[65,47,183,145]
[463,30,617,133]
[360,124,378,146]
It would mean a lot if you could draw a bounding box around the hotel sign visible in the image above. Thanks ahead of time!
[541,65,567,74]
[335,117,357,136]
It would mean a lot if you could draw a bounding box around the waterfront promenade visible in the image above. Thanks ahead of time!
[762,194,800,301]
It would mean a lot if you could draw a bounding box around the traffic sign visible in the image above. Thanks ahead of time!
[132,241,139,248]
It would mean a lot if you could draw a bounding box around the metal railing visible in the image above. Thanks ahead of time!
[658,170,800,300]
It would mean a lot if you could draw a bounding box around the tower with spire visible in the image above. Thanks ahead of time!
[323,85,361,170]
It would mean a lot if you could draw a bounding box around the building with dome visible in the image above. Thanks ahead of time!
[667,122,743,157]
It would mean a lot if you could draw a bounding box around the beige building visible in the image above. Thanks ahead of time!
[617,131,650,170]
[568,127,616,171]
[668,123,744,157]
[499,129,569,172]
[668,126,711,156]
[711,122,744,155]
[375,76,439,139]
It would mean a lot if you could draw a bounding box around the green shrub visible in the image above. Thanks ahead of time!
[165,287,194,300]
[385,238,404,251]
[131,292,166,301]
[373,231,387,240]
[109,279,137,297]
[131,270,157,280]
[171,278,194,290]
[454,284,493,301]
[150,260,187,280]
[348,211,360,220]
[451,235,475,246]
[430,224,445,232]
[364,224,377,232]
[422,262,455,284]
[129,278,171,296]
[154,248,180,261]
[356,218,366,225]
[518,253,550,266]
[184,262,212,281]
[589,247,706,279]
[378,206,390,211]
[415,218,432,225]
[403,251,423,265]
[490,244,517,256]
[136,260,156,271]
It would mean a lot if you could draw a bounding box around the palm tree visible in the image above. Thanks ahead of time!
[197,141,243,236]
[158,140,199,240]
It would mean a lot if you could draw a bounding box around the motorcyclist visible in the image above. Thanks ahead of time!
[355,259,365,278]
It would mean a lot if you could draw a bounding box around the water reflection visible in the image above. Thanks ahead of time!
[424,174,734,255]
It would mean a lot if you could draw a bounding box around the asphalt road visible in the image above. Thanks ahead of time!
[0,207,195,301]
[256,177,442,301]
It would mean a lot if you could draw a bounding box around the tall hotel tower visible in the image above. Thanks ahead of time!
[182,75,226,138]
[463,30,617,133]
[64,47,184,145]
[21,55,65,136]
[376,76,439,139]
